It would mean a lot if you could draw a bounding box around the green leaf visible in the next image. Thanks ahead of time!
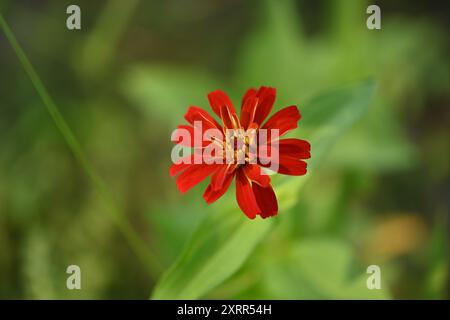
[122,65,218,126]
[263,239,390,299]
[236,0,305,96]
[152,80,376,299]
[152,205,273,299]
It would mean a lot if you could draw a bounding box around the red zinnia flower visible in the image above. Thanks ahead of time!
[169,86,311,219]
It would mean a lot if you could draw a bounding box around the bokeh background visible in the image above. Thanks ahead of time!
[0,0,448,299]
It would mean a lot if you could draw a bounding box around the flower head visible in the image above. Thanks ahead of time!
[169,86,311,219]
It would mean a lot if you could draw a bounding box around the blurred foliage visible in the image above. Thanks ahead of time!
[0,0,448,299]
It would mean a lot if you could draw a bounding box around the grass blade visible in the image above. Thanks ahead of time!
[0,14,161,277]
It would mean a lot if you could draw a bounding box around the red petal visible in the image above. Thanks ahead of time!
[235,169,260,219]
[176,164,220,193]
[252,183,278,218]
[243,164,270,187]
[211,164,236,191]
[208,90,239,129]
[169,155,194,176]
[219,105,238,129]
[241,88,257,107]
[273,138,311,159]
[262,105,301,137]
[276,156,308,176]
[258,155,308,176]
[203,168,235,204]
[252,87,276,126]
[240,88,257,129]
[184,106,222,130]
[240,87,276,129]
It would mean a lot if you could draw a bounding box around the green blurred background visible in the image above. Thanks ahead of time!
[0,0,448,299]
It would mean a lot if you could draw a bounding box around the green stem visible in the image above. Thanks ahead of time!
[0,14,161,277]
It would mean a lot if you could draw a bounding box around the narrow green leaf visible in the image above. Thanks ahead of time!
[152,80,376,299]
